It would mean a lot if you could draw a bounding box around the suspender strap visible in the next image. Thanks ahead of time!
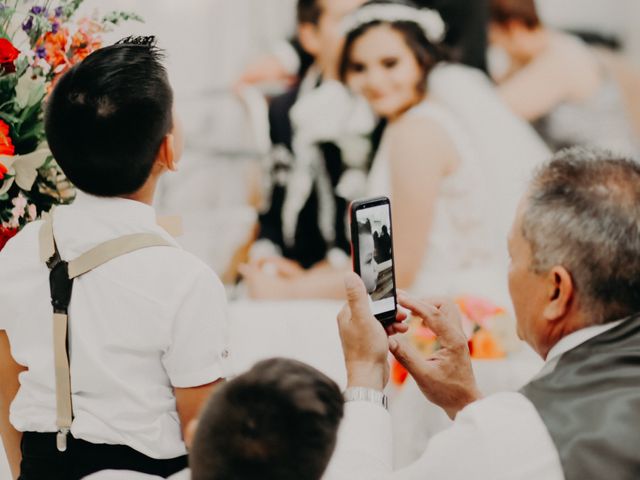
[67,233,173,279]
[39,211,173,452]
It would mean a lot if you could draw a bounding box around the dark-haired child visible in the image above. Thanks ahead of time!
[0,36,230,480]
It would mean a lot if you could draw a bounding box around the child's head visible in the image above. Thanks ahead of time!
[357,219,378,293]
[297,0,367,79]
[190,358,344,480]
[45,36,181,197]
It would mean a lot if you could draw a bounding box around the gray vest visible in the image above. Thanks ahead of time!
[521,314,640,480]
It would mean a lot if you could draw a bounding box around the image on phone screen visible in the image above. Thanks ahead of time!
[355,203,395,316]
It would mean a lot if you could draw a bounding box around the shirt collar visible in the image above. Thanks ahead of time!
[545,318,626,363]
[532,319,627,380]
[71,190,157,226]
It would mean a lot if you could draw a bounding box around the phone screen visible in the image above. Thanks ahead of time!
[352,198,397,323]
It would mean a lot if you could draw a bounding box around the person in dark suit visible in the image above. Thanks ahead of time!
[241,0,384,299]
[378,225,392,263]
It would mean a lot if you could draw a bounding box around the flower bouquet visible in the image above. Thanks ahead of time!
[0,0,141,250]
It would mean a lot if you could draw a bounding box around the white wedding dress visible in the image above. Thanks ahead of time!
[367,64,551,306]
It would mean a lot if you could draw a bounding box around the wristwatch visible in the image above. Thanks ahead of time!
[343,387,389,411]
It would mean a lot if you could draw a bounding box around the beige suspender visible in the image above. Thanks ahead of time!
[39,211,173,452]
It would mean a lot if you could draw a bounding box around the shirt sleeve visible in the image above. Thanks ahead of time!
[326,393,563,480]
[162,268,231,388]
[324,401,394,480]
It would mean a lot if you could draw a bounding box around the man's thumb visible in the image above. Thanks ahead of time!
[344,272,372,318]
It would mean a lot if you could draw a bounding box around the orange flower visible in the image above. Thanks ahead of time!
[469,329,506,359]
[456,296,505,328]
[36,27,70,70]
[0,161,7,180]
[70,29,101,64]
[0,120,15,156]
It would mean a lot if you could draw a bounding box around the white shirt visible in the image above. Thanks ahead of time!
[325,321,624,480]
[0,193,230,459]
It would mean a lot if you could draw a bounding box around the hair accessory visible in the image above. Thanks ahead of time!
[115,35,157,47]
[341,3,446,44]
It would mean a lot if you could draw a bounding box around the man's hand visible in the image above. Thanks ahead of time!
[390,293,481,419]
[337,273,407,391]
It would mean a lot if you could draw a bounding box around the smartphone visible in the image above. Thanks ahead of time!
[350,196,398,326]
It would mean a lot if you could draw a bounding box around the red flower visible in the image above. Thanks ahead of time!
[0,161,7,180]
[0,119,15,156]
[0,225,18,251]
[0,38,20,73]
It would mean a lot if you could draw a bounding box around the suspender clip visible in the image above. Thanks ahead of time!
[56,428,70,452]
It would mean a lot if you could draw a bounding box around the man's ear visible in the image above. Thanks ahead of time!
[543,266,574,322]
[155,133,178,173]
[298,22,321,57]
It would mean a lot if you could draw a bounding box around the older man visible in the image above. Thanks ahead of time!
[330,148,640,480]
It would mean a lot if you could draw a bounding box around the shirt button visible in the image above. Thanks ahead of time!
[221,349,229,359]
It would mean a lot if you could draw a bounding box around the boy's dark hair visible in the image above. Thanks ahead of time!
[190,358,344,480]
[297,0,323,25]
[44,36,174,197]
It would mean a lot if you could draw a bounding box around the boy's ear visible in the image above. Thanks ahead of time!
[156,133,178,173]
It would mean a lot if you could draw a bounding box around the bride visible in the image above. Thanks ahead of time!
[242,0,549,303]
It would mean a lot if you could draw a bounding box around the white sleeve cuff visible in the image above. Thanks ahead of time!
[326,401,394,478]
[169,360,228,389]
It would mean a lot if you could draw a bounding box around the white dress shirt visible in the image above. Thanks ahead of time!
[0,193,230,459]
[325,321,624,480]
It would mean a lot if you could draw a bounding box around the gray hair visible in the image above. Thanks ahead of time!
[522,147,640,325]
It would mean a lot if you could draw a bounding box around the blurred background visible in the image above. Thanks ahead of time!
[72,0,639,279]
[1,1,639,477]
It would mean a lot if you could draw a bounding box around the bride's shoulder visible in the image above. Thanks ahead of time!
[389,104,451,141]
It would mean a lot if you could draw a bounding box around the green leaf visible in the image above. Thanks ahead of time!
[0,111,20,125]
[101,11,144,27]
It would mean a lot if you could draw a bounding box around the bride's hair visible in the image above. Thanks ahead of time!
[338,0,447,94]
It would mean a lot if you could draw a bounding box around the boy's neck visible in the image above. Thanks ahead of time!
[123,175,158,206]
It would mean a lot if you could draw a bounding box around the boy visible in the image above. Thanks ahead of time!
[0,36,229,479]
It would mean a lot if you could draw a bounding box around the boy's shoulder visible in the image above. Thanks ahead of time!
[0,219,46,266]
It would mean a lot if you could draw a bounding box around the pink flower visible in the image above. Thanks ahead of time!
[28,203,37,221]
[10,193,28,225]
